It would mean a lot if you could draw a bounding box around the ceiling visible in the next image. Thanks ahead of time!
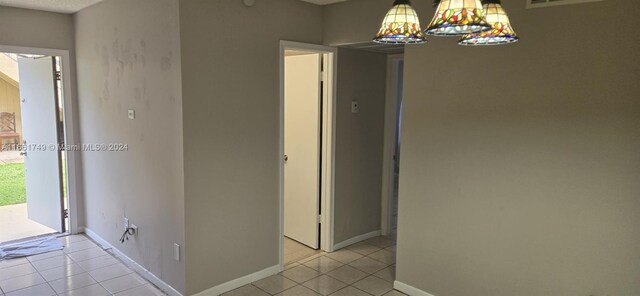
[0,0,347,13]
[0,0,104,13]
[298,0,349,5]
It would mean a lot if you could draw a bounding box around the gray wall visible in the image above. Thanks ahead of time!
[74,0,185,293]
[178,0,323,294]
[0,6,74,50]
[395,1,640,295]
[334,48,387,243]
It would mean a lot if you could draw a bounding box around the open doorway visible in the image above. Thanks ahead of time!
[279,41,337,268]
[382,54,404,240]
[0,52,69,244]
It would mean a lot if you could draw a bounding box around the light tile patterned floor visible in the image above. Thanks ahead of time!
[284,238,322,266]
[225,236,404,296]
[0,235,165,296]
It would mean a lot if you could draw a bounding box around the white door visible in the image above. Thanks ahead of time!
[284,53,322,249]
[19,57,63,233]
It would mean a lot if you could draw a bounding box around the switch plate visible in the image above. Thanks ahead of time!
[174,243,181,262]
[351,101,359,113]
[128,109,135,119]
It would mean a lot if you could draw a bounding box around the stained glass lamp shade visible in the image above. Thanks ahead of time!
[425,0,491,36]
[458,0,519,45]
[374,0,428,44]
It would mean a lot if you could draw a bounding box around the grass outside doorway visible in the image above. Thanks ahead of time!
[0,163,26,206]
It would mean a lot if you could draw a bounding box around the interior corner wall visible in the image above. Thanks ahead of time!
[397,1,640,295]
[178,0,323,294]
[333,48,387,244]
[74,0,185,293]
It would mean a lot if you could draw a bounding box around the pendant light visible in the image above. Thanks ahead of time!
[425,0,491,36]
[458,0,519,45]
[373,0,428,44]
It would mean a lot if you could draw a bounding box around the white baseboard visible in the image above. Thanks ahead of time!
[83,228,182,296]
[394,281,435,296]
[333,230,381,250]
[193,264,281,296]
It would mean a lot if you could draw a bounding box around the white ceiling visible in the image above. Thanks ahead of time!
[0,0,104,13]
[298,0,349,5]
[0,0,348,14]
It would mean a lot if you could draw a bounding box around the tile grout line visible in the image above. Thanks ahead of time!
[32,257,58,296]
[2,235,144,296]
[332,283,375,296]
[62,237,140,296]
[0,235,162,296]
[66,236,151,295]
[278,259,393,295]
[249,283,274,295]
[260,237,397,296]
[83,237,166,296]
[45,238,103,295]
[62,240,113,295]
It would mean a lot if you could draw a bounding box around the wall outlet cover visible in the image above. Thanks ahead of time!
[173,243,181,262]
[351,101,359,113]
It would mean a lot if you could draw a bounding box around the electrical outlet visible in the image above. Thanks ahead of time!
[130,224,138,236]
[128,109,136,119]
[123,217,129,231]
[351,101,359,113]
[174,243,181,262]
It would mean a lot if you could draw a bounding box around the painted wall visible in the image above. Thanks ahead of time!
[179,0,323,294]
[333,48,387,244]
[74,0,185,293]
[0,6,74,51]
[0,76,22,142]
[397,1,640,295]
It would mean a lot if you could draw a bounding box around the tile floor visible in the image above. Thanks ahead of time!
[225,236,404,296]
[284,238,322,266]
[0,234,165,296]
[2,234,402,296]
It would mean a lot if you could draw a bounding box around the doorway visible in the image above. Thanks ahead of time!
[279,41,337,268]
[381,54,404,239]
[0,51,71,244]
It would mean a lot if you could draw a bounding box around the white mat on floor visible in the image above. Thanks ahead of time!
[0,236,63,260]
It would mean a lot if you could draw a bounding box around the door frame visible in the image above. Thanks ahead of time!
[0,45,81,235]
[381,54,404,236]
[279,41,337,268]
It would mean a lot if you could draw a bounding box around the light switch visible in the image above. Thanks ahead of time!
[128,109,135,119]
[351,101,359,113]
